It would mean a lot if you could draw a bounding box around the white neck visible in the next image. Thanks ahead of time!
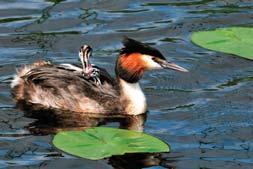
[119,79,147,115]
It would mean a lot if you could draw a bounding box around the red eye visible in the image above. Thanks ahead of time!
[151,57,158,62]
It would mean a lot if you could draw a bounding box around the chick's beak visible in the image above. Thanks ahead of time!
[159,60,188,72]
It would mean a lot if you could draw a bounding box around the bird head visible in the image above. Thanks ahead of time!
[79,45,93,74]
[116,37,188,83]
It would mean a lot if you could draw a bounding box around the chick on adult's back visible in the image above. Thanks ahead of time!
[11,37,188,115]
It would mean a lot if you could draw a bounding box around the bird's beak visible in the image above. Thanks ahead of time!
[160,60,188,72]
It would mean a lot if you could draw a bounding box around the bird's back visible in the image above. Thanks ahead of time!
[11,61,122,114]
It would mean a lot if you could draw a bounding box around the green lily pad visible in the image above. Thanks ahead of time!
[191,27,253,60]
[53,127,169,160]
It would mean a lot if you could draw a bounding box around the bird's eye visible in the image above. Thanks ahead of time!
[151,57,159,62]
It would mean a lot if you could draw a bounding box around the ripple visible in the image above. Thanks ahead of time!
[0,17,35,24]
[189,5,253,15]
[142,0,216,7]
[116,26,156,33]
[217,76,253,89]
[0,1,50,10]
[163,103,195,111]
[144,86,194,93]
[159,37,185,43]
[106,8,150,14]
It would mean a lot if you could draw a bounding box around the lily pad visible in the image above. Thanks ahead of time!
[53,127,169,160]
[191,27,253,60]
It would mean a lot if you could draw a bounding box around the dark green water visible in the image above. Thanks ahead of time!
[0,0,253,168]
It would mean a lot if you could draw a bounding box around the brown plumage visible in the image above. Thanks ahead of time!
[11,37,188,115]
[12,61,121,114]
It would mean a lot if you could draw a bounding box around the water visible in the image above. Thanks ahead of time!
[0,0,253,168]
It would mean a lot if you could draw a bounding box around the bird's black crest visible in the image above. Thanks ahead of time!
[120,37,166,60]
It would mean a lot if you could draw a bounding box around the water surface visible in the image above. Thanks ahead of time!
[0,0,253,168]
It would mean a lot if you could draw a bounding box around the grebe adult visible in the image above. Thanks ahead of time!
[11,37,188,115]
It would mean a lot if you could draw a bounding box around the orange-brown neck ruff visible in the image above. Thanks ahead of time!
[116,53,146,83]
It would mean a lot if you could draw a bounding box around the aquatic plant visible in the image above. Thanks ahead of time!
[192,27,253,60]
[53,127,169,160]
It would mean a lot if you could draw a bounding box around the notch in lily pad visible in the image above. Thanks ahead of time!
[53,127,169,160]
[191,27,253,60]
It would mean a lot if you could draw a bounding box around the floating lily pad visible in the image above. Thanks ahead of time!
[53,127,169,160]
[191,27,253,60]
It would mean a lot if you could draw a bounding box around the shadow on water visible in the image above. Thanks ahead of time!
[16,102,175,169]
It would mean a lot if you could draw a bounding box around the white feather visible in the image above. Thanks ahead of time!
[142,54,162,69]
[59,64,82,71]
[10,75,20,88]
[120,79,147,115]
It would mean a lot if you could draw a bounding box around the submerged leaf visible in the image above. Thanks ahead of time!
[53,127,169,160]
[191,27,253,60]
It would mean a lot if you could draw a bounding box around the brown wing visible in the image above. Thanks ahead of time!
[15,64,122,114]
[93,65,116,86]
[56,63,116,86]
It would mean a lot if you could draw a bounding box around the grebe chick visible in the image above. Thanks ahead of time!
[58,45,102,85]
[11,37,188,115]
[78,45,101,85]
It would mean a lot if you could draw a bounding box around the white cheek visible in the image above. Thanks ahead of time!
[142,55,162,69]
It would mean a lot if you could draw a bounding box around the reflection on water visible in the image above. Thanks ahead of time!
[19,103,173,169]
[0,0,253,168]
[109,153,173,169]
[19,103,147,134]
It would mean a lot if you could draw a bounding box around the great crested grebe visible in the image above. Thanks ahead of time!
[11,37,188,115]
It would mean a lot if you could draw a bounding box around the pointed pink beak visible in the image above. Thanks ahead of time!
[160,60,188,72]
